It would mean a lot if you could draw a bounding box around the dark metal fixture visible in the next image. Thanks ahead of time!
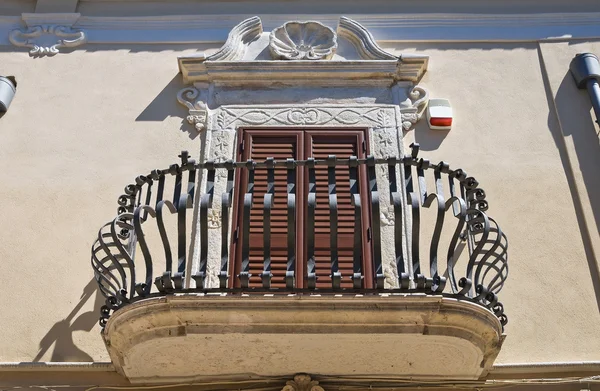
[91,145,508,328]
[570,53,600,125]
[0,76,16,112]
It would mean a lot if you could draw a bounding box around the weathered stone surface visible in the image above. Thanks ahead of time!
[104,295,503,383]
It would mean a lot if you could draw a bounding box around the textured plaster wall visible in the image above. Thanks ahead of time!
[384,42,600,363]
[0,45,213,362]
[0,40,599,365]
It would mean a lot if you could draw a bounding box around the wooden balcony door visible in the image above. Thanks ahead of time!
[232,129,373,289]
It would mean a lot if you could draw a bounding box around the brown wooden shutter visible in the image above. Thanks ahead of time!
[232,129,371,290]
[305,132,369,289]
[237,133,301,288]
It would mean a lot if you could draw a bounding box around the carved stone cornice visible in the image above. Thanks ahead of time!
[282,375,325,391]
[9,13,85,56]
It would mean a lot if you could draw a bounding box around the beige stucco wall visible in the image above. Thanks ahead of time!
[0,40,599,365]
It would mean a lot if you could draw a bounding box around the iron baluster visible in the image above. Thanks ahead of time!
[285,158,296,289]
[155,171,175,293]
[405,144,425,289]
[445,170,467,294]
[194,161,214,289]
[349,156,363,289]
[423,162,448,293]
[327,155,341,290]
[261,158,275,289]
[239,160,255,289]
[306,158,317,290]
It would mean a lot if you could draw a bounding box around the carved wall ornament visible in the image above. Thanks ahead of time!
[177,87,208,131]
[281,374,325,391]
[214,105,398,131]
[270,21,337,60]
[9,25,86,56]
[337,16,396,60]
[399,86,430,130]
[381,205,396,226]
[207,16,263,61]
[207,209,222,229]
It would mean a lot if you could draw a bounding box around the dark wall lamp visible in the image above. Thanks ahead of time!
[0,76,16,113]
[570,53,600,125]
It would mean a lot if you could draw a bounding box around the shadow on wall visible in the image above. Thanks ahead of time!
[410,113,450,151]
[135,74,201,140]
[33,279,104,362]
[540,51,600,312]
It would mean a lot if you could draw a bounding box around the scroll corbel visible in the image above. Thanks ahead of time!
[399,86,429,131]
[177,87,209,131]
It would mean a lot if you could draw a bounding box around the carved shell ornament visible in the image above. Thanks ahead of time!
[269,21,337,60]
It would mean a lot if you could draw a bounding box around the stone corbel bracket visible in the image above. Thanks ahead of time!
[282,374,325,391]
[9,13,86,56]
[177,86,209,131]
[399,86,429,130]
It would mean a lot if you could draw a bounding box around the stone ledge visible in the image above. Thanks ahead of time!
[103,294,504,384]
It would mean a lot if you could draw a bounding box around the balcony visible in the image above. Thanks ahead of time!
[91,143,508,384]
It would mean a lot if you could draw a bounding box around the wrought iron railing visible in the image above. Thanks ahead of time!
[92,144,508,328]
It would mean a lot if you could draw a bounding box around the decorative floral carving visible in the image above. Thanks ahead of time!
[270,21,337,60]
[9,25,86,56]
[381,205,396,226]
[281,374,325,391]
[177,87,208,131]
[216,106,396,130]
[207,209,222,229]
[399,86,429,131]
[385,260,401,288]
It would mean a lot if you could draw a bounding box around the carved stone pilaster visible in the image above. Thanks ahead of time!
[281,374,325,391]
[177,87,209,131]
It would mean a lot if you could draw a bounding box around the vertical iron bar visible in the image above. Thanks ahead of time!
[445,170,467,294]
[327,155,341,289]
[153,171,175,293]
[406,144,425,289]
[425,162,448,292]
[172,161,186,290]
[285,158,296,289]
[306,158,317,290]
[194,162,214,289]
[239,160,255,289]
[262,158,275,289]
[349,156,363,289]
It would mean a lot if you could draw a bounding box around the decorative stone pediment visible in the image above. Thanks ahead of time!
[176,16,430,135]
[177,16,428,85]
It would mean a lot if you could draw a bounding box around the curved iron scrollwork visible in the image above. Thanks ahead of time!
[91,145,508,329]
